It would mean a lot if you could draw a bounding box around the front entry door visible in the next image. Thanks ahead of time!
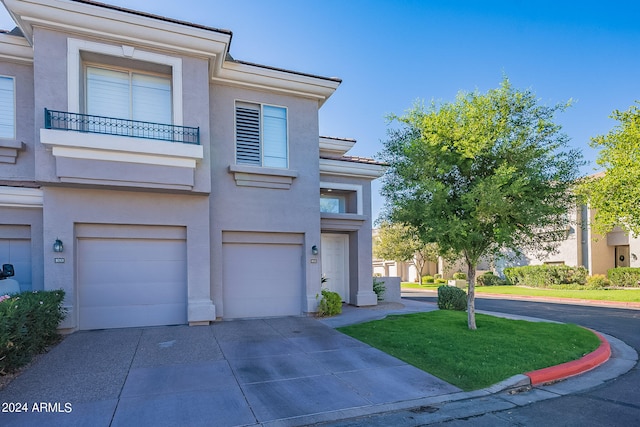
[321,234,349,303]
[615,245,630,268]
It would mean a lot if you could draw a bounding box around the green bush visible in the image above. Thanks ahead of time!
[435,278,447,284]
[452,272,467,280]
[607,268,640,288]
[1,290,66,375]
[476,272,506,286]
[437,285,467,311]
[373,278,386,301]
[434,273,443,279]
[503,265,588,287]
[585,274,610,289]
[421,275,434,284]
[316,289,342,317]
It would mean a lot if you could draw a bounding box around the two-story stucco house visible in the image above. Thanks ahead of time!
[0,0,384,330]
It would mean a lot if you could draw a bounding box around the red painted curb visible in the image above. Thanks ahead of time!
[525,329,611,386]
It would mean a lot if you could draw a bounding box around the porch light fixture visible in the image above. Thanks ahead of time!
[311,245,319,255]
[53,238,64,253]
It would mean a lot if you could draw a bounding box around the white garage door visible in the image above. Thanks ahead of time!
[223,232,303,319]
[0,225,32,292]
[77,227,187,330]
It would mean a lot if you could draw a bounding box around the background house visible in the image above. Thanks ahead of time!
[0,0,384,330]
[510,204,640,275]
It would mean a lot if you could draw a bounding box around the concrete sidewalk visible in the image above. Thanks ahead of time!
[0,299,636,427]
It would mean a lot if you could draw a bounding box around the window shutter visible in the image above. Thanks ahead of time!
[236,103,261,165]
[262,105,287,168]
[0,76,15,139]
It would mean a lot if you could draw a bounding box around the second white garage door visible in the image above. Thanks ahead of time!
[0,225,32,292]
[77,226,187,330]
[222,232,303,319]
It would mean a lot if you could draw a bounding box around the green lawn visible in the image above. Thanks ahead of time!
[401,282,442,289]
[401,283,640,303]
[475,286,640,303]
[338,310,600,391]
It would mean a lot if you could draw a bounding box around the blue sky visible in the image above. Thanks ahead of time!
[1,0,639,219]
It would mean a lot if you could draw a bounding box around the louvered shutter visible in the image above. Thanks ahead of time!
[0,76,15,139]
[236,103,261,165]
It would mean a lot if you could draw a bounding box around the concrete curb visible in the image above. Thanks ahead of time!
[525,329,611,385]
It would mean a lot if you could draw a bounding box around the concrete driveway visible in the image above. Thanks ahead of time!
[0,303,460,427]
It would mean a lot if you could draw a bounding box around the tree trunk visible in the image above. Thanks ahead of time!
[466,261,477,330]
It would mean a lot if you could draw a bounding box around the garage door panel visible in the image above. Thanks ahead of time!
[0,239,32,291]
[78,235,187,330]
[79,303,186,330]
[78,259,185,285]
[79,279,187,307]
[223,242,302,319]
[79,239,186,261]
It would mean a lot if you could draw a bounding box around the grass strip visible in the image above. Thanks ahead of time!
[474,286,640,302]
[338,310,600,391]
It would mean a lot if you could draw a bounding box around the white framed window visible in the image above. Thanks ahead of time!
[235,101,288,168]
[67,38,183,126]
[0,76,15,139]
[320,182,363,215]
[85,65,172,124]
[320,193,346,213]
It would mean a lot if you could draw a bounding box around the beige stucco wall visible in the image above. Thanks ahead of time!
[31,27,211,193]
[42,187,212,329]
[0,57,34,180]
[209,83,323,316]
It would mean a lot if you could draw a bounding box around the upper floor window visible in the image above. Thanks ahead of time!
[320,183,363,215]
[236,102,288,168]
[320,193,346,213]
[0,76,15,139]
[86,66,172,125]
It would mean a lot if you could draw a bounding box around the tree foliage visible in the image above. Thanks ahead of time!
[578,103,640,237]
[379,78,584,329]
[373,222,439,283]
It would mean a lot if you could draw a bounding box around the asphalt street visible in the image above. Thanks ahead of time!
[403,295,640,426]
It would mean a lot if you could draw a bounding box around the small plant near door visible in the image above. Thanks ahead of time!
[316,288,342,317]
[373,278,386,301]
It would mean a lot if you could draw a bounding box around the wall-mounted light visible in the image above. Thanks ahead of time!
[311,245,319,255]
[53,238,64,253]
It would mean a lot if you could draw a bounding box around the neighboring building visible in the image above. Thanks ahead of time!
[515,204,640,275]
[0,0,385,330]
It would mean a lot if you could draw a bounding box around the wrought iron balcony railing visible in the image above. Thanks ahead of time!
[44,109,200,145]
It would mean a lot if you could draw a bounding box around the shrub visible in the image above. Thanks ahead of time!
[607,268,640,288]
[585,274,610,289]
[503,265,588,287]
[476,272,505,286]
[434,273,443,279]
[316,289,342,317]
[435,278,447,284]
[437,285,467,311]
[1,290,66,375]
[421,275,434,284]
[373,278,386,301]
[452,272,467,280]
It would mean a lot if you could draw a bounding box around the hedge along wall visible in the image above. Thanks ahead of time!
[607,268,640,287]
[0,290,66,374]
[503,265,588,287]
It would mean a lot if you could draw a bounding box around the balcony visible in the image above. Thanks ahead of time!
[44,109,199,145]
[40,109,204,191]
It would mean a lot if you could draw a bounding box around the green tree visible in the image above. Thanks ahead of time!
[373,222,439,284]
[379,78,583,329]
[579,103,640,237]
